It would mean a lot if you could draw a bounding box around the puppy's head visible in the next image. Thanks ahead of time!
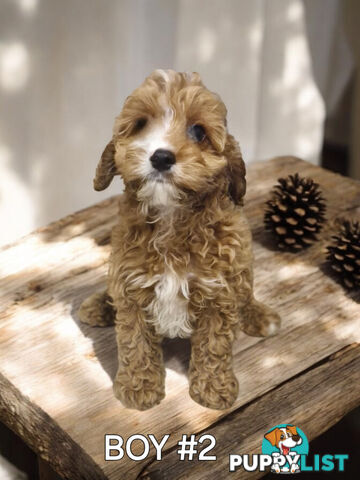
[94,70,246,210]
[265,425,302,453]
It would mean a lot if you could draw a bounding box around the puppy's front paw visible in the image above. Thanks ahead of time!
[240,301,281,337]
[189,370,239,410]
[113,370,165,411]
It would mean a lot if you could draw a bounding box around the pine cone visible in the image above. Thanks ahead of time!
[264,173,326,251]
[326,220,360,290]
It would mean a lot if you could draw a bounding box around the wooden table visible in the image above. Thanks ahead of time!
[0,157,359,480]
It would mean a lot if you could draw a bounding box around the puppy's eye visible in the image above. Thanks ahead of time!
[280,435,285,439]
[133,117,147,134]
[187,124,206,143]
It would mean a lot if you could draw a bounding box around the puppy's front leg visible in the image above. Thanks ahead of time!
[189,311,238,410]
[113,307,165,410]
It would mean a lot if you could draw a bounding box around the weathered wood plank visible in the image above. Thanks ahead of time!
[140,343,360,479]
[0,373,106,480]
[0,157,359,479]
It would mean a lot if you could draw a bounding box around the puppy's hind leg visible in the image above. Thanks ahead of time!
[78,290,115,327]
[239,298,281,338]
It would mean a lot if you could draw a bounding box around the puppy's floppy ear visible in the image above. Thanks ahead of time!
[264,429,278,446]
[93,140,118,191]
[287,425,298,436]
[224,134,246,205]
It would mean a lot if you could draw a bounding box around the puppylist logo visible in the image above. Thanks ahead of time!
[229,424,349,474]
[262,424,308,473]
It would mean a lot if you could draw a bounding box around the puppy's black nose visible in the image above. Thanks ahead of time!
[150,149,176,171]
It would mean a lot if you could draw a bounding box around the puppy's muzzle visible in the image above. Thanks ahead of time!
[150,149,176,172]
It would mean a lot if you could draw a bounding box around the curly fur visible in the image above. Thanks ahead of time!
[78,70,281,410]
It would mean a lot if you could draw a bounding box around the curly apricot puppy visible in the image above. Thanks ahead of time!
[79,70,281,411]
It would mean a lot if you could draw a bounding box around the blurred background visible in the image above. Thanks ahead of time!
[0,0,360,247]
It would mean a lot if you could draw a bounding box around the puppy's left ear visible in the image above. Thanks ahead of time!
[225,134,246,205]
[287,425,298,436]
[93,140,118,191]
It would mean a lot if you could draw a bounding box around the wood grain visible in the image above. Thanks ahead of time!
[0,157,359,480]
[140,343,360,479]
[0,373,106,480]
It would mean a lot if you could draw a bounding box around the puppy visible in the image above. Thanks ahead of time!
[79,70,281,411]
[265,426,302,456]
[264,425,302,473]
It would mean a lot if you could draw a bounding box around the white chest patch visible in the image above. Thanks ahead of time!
[144,270,192,338]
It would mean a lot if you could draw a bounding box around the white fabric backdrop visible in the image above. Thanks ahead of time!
[0,0,352,247]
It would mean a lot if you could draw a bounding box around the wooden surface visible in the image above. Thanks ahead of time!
[0,157,359,480]
[141,343,360,479]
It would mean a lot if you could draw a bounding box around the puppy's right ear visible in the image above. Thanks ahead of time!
[93,140,118,191]
[264,429,278,446]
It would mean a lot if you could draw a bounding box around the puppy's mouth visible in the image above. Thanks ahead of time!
[147,170,173,183]
[137,170,181,210]
[281,445,290,455]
